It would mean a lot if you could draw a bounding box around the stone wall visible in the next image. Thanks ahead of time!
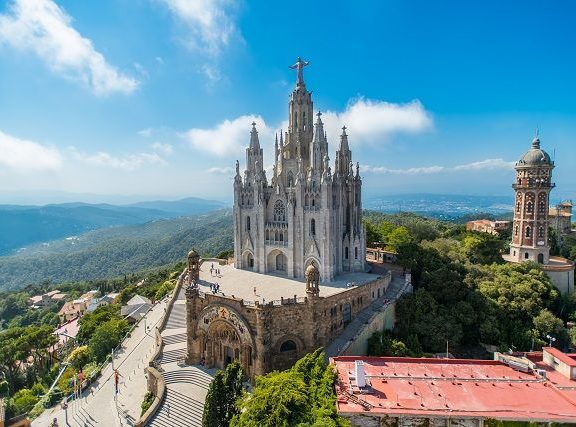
[343,414,483,427]
[186,273,392,378]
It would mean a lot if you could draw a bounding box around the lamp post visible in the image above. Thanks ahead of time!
[546,334,557,347]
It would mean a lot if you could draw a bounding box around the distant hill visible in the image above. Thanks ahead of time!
[0,209,234,291]
[0,197,226,256]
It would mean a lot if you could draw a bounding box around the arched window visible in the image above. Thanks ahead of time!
[514,226,519,236]
[355,247,358,259]
[305,194,309,207]
[539,201,545,212]
[527,202,533,213]
[516,202,521,213]
[280,340,297,352]
[526,226,532,238]
[538,227,544,238]
[303,112,306,131]
[311,198,315,207]
[345,247,349,259]
[246,216,251,231]
[287,172,294,187]
[310,219,316,236]
[274,200,286,222]
[524,252,529,259]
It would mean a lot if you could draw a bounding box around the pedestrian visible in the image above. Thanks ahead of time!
[51,418,59,427]
[253,286,256,295]
[114,369,122,394]
[166,402,171,417]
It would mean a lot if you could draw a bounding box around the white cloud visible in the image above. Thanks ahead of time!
[152,142,173,155]
[182,115,273,157]
[207,166,234,174]
[0,129,62,172]
[138,128,154,138]
[201,63,221,84]
[69,147,166,170]
[0,0,139,95]
[453,158,515,171]
[157,0,238,56]
[322,98,433,145]
[363,158,514,175]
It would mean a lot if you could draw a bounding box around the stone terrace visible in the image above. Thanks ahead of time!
[197,262,384,303]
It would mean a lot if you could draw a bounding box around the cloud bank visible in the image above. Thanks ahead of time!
[0,0,139,95]
[362,158,515,175]
[0,129,62,172]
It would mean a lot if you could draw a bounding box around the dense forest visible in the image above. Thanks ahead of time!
[363,211,576,356]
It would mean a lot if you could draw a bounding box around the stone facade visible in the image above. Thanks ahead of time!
[233,58,366,281]
[186,272,391,378]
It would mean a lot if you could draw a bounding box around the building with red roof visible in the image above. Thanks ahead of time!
[331,349,576,426]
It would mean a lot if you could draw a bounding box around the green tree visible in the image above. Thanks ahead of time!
[203,361,245,427]
[67,345,92,371]
[232,350,348,427]
[89,319,129,363]
[11,388,39,415]
[461,232,505,265]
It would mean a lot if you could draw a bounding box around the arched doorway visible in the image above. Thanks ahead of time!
[195,305,255,376]
[267,250,287,274]
[538,253,544,264]
[243,251,254,270]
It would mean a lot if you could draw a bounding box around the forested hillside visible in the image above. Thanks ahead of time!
[0,210,233,291]
[0,197,226,256]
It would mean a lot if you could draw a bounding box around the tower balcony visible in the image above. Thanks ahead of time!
[512,182,555,190]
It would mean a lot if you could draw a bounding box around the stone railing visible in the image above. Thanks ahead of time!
[134,367,165,427]
[133,269,186,427]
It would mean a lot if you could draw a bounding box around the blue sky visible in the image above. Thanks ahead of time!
[0,0,575,204]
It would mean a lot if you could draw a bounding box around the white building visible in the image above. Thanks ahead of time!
[233,58,366,281]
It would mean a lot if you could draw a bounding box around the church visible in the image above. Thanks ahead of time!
[233,57,366,281]
[185,59,395,378]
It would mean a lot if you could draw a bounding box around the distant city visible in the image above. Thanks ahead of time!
[365,193,515,220]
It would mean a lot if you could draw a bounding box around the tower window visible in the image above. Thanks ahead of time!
[516,202,520,213]
[345,247,349,259]
[525,226,532,238]
[310,219,316,236]
[525,252,529,259]
[514,226,519,236]
[246,216,251,231]
[527,202,533,213]
[355,247,358,259]
[539,201,545,212]
[311,198,315,207]
[538,227,544,238]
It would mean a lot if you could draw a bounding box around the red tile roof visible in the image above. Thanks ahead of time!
[544,347,576,367]
[332,356,576,422]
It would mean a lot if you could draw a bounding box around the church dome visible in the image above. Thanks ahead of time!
[517,137,552,167]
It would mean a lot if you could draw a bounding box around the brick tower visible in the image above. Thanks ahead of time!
[508,135,555,264]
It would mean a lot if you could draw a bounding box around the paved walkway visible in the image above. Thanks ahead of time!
[33,299,167,427]
[325,269,411,358]
[148,284,215,427]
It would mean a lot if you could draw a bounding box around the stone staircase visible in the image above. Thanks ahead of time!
[148,388,204,427]
[162,369,213,389]
[157,347,187,364]
[164,304,187,329]
[162,332,187,346]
